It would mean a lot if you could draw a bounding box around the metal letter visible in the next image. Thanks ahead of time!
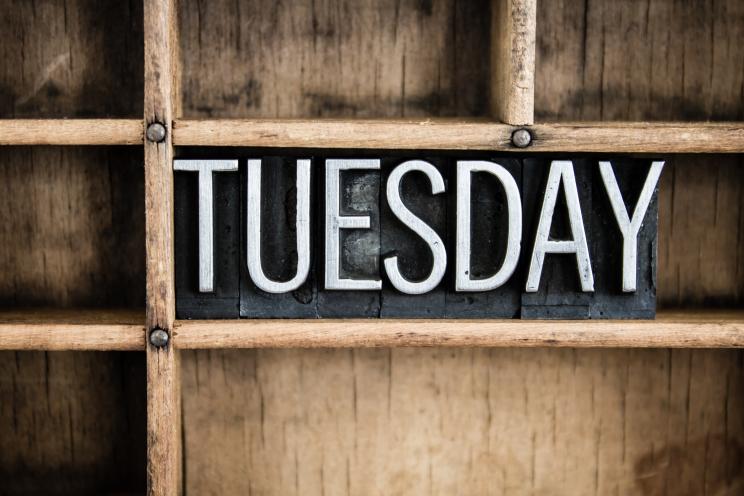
[383,160,447,295]
[173,159,239,293]
[599,160,664,292]
[325,159,382,290]
[456,161,522,292]
[246,159,312,293]
[526,161,594,293]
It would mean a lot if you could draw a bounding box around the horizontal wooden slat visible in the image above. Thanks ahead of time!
[0,309,145,350]
[174,118,511,149]
[173,119,744,152]
[0,119,143,145]
[530,122,744,153]
[1,119,740,152]
[174,310,744,349]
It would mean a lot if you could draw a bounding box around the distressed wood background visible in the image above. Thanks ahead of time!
[177,0,744,495]
[0,1,147,494]
[0,0,743,495]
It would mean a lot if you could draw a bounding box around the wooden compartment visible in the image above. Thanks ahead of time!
[0,146,145,312]
[0,146,145,493]
[535,0,744,121]
[1,0,743,495]
[172,0,744,494]
[181,347,744,495]
[178,0,491,118]
[0,0,143,118]
[0,350,146,495]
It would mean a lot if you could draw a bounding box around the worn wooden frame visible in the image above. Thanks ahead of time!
[0,0,742,494]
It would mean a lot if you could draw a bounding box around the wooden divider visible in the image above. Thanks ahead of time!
[173,311,744,349]
[173,119,744,152]
[491,0,536,125]
[144,0,181,494]
[0,119,143,145]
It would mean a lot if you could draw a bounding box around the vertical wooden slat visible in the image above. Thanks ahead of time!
[491,0,536,125]
[144,1,181,495]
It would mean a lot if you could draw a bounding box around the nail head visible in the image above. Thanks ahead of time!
[149,328,169,348]
[146,122,167,143]
[511,128,532,148]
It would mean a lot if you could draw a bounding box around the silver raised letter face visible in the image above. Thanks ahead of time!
[246,159,312,293]
[526,161,594,293]
[456,161,522,292]
[384,160,447,295]
[599,160,664,292]
[325,159,383,290]
[173,159,239,293]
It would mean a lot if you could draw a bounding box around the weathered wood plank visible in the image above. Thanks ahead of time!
[491,0,536,125]
[0,350,146,494]
[0,119,143,145]
[0,309,144,350]
[173,310,744,349]
[535,0,744,121]
[0,0,143,118]
[144,0,181,494]
[657,155,744,307]
[180,346,744,494]
[179,0,490,119]
[173,119,744,153]
[0,147,145,308]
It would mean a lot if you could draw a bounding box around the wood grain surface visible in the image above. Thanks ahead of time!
[535,0,744,121]
[178,1,744,494]
[0,0,142,118]
[0,147,145,308]
[175,310,744,349]
[491,0,536,125]
[0,350,146,494]
[0,308,145,350]
[144,0,181,495]
[0,0,743,495]
[0,119,143,145]
[181,346,744,495]
[178,0,490,119]
[0,1,147,492]
[173,118,744,152]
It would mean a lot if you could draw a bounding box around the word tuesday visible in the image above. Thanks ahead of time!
[174,159,664,296]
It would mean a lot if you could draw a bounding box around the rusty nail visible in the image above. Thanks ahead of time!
[511,128,532,148]
[149,328,169,348]
[146,122,167,143]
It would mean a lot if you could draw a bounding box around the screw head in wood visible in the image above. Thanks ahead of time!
[149,328,169,348]
[511,128,532,148]
[146,122,167,143]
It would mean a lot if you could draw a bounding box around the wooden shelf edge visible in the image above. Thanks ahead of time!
[172,119,744,153]
[0,119,143,145]
[0,309,145,350]
[172,311,744,349]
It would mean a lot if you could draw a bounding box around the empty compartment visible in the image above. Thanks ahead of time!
[0,350,146,495]
[178,0,491,118]
[0,146,145,311]
[0,0,143,118]
[180,347,744,495]
[657,155,744,309]
[535,0,744,121]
